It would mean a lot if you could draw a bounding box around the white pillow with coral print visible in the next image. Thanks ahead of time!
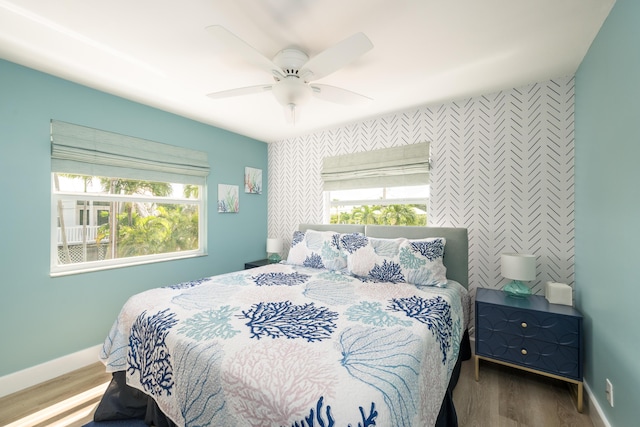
[286,229,347,270]
[341,235,448,287]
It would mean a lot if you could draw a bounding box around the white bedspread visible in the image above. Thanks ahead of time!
[100,262,468,427]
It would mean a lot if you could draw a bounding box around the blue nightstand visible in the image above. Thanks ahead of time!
[474,288,583,412]
[244,259,271,269]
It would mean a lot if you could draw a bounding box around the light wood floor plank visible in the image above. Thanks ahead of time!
[0,362,110,426]
[455,358,597,427]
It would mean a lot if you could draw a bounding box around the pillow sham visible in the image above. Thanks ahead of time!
[286,229,347,270]
[341,234,448,287]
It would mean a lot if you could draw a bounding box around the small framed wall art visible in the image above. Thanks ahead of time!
[244,167,262,194]
[218,184,239,213]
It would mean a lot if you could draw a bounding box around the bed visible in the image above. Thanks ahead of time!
[95,224,471,427]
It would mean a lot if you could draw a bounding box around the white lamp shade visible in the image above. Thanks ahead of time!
[266,238,283,253]
[501,253,536,281]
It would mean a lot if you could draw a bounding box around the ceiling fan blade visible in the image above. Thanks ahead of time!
[311,84,372,105]
[207,84,273,99]
[206,25,282,74]
[301,33,373,81]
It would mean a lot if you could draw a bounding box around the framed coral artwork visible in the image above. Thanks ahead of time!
[244,167,262,194]
[218,184,239,213]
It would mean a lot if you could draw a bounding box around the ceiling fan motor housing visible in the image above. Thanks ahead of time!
[273,48,309,76]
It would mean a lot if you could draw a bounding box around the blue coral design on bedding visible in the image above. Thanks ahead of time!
[304,280,357,305]
[178,305,240,340]
[210,272,252,286]
[100,319,128,371]
[339,326,421,427]
[253,271,310,286]
[286,396,378,427]
[292,230,305,246]
[340,233,368,254]
[399,246,426,269]
[346,301,413,327]
[389,295,453,362]
[303,253,325,269]
[241,301,338,342]
[100,262,468,427]
[174,341,237,425]
[127,309,178,396]
[369,259,405,283]
[410,239,445,261]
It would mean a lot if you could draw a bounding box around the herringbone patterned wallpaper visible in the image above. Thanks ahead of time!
[268,76,575,325]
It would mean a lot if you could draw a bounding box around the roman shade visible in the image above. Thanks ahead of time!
[51,120,210,185]
[321,142,429,191]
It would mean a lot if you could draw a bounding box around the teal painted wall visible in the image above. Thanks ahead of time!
[575,1,640,425]
[0,59,268,376]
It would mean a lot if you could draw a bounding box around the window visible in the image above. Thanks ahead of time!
[325,185,429,225]
[50,121,209,275]
[321,142,430,226]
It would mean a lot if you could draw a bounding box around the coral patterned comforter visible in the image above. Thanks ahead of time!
[100,262,469,427]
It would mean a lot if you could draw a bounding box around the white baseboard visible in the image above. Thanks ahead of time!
[584,380,612,427]
[0,344,103,398]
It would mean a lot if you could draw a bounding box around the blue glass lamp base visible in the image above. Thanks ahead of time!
[268,253,281,263]
[502,280,532,298]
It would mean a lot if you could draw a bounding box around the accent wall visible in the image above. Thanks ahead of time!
[268,76,575,328]
[0,59,268,377]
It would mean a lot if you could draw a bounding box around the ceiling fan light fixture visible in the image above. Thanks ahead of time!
[271,77,312,107]
[205,26,374,123]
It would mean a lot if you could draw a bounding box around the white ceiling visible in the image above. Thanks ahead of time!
[0,0,614,143]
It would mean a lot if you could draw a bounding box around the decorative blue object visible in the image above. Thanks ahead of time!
[267,238,283,263]
[500,253,536,298]
[502,280,532,298]
[268,253,282,263]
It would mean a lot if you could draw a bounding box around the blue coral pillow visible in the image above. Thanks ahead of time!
[341,234,448,287]
[286,229,347,270]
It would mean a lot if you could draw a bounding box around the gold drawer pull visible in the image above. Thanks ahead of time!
[521,322,528,328]
[521,348,528,355]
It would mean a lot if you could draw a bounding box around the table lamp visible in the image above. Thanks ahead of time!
[267,238,283,263]
[500,253,536,298]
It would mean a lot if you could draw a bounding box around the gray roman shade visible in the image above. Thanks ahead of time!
[321,142,429,191]
[51,120,210,185]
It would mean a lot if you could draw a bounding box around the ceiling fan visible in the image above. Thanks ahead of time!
[205,25,374,124]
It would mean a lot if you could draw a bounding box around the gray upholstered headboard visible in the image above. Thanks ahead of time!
[298,224,469,288]
[299,223,365,234]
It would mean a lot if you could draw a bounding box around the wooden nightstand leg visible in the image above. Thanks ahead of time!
[474,355,479,381]
[577,382,583,413]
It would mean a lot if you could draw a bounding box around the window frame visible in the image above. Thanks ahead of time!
[323,185,429,225]
[50,177,207,277]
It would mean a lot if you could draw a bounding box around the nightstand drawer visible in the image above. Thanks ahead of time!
[477,303,580,347]
[476,331,581,380]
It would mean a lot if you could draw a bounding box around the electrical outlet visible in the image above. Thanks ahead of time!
[606,378,614,407]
